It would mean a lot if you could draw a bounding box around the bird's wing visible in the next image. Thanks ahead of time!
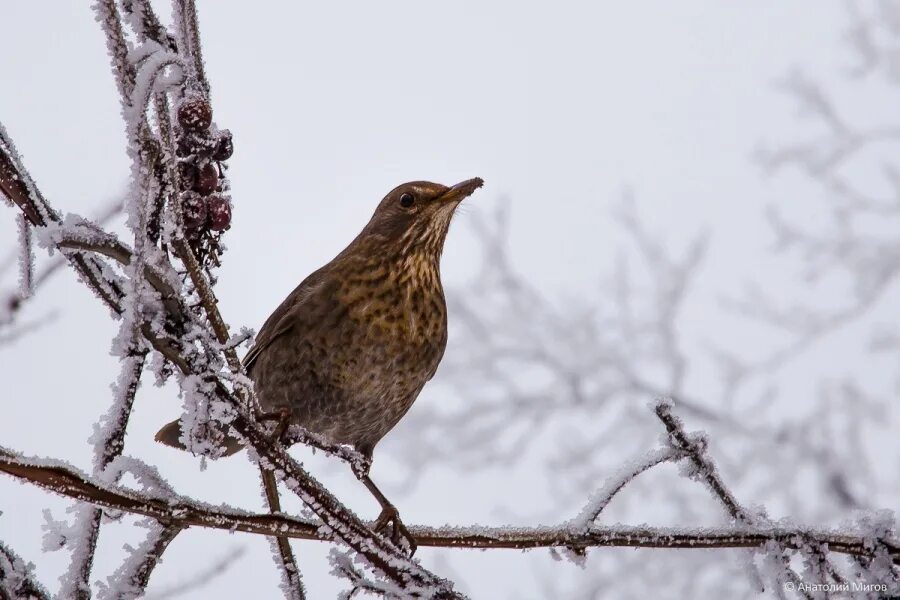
[243,266,331,374]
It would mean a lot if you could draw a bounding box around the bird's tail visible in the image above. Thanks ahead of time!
[154,418,245,457]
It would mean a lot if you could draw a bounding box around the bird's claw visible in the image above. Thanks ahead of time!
[257,407,291,446]
[373,505,417,555]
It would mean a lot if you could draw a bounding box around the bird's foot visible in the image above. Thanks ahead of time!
[373,504,417,555]
[256,407,291,446]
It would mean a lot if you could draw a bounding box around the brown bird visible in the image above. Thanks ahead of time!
[157,177,484,550]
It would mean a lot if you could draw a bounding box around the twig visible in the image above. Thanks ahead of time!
[100,523,184,600]
[573,446,684,529]
[0,448,896,562]
[654,400,848,595]
[654,399,750,523]
[282,425,371,476]
[260,474,306,600]
[1,198,124,328]
[94,0,136,101]
[0,539,50,600]
[0,122,126,316]
[120,0,178,51]
[172,0,209,95]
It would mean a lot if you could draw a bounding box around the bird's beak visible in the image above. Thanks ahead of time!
[439,177,484,203]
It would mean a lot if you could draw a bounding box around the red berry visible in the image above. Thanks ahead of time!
[177,96,212,132]
[180,191,207,230]
[193,163,218,195]
[207,195,232,231]
[213,130,233,161]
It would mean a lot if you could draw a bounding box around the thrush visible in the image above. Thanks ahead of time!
[156,177,484,551]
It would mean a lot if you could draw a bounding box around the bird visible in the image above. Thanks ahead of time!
[156,177,484,551]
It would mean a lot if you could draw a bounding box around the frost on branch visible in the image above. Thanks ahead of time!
[329,549,412,600]
[176,373,237,459]
[97,521,182,600]
[0,540,49,600]
[572,444,684,531]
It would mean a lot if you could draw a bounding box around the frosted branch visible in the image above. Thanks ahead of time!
[172,0,208,95]
[93,0,136,104]
[0,540,50,600]
[99,523,183,600]
[120,0,177,51]
[1,122,125,315]
[0,447,896,563]
[654,400,750,523]
[573,445,684,530]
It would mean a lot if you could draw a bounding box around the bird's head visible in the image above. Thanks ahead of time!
[360,178,484,257]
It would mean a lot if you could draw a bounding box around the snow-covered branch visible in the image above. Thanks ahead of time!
[98,523,183,600]
[0,540,50,600]
[654,400,751,523]
[0,446,896,563]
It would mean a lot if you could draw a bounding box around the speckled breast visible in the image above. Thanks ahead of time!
[326,258,448,452]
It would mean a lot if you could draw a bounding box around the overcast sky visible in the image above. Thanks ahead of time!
[0,2,872,598]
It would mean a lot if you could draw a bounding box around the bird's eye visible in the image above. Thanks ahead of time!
[399,192,415,208]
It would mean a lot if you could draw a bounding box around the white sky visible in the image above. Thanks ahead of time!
[1,2,879,598]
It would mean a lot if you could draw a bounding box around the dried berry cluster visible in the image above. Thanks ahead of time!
[173,95,234,267]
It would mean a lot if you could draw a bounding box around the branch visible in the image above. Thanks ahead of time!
[653,399,879,595]
[258,472,306,600]
[654,400,751,523]
[0,539,50,600]
[172,0,209,95]
[0,122,126,316]
[99,523,183,600]
[0,447,896,562]
[120,0,178,52]
[1,198,123,332]
[572,445,683,529]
